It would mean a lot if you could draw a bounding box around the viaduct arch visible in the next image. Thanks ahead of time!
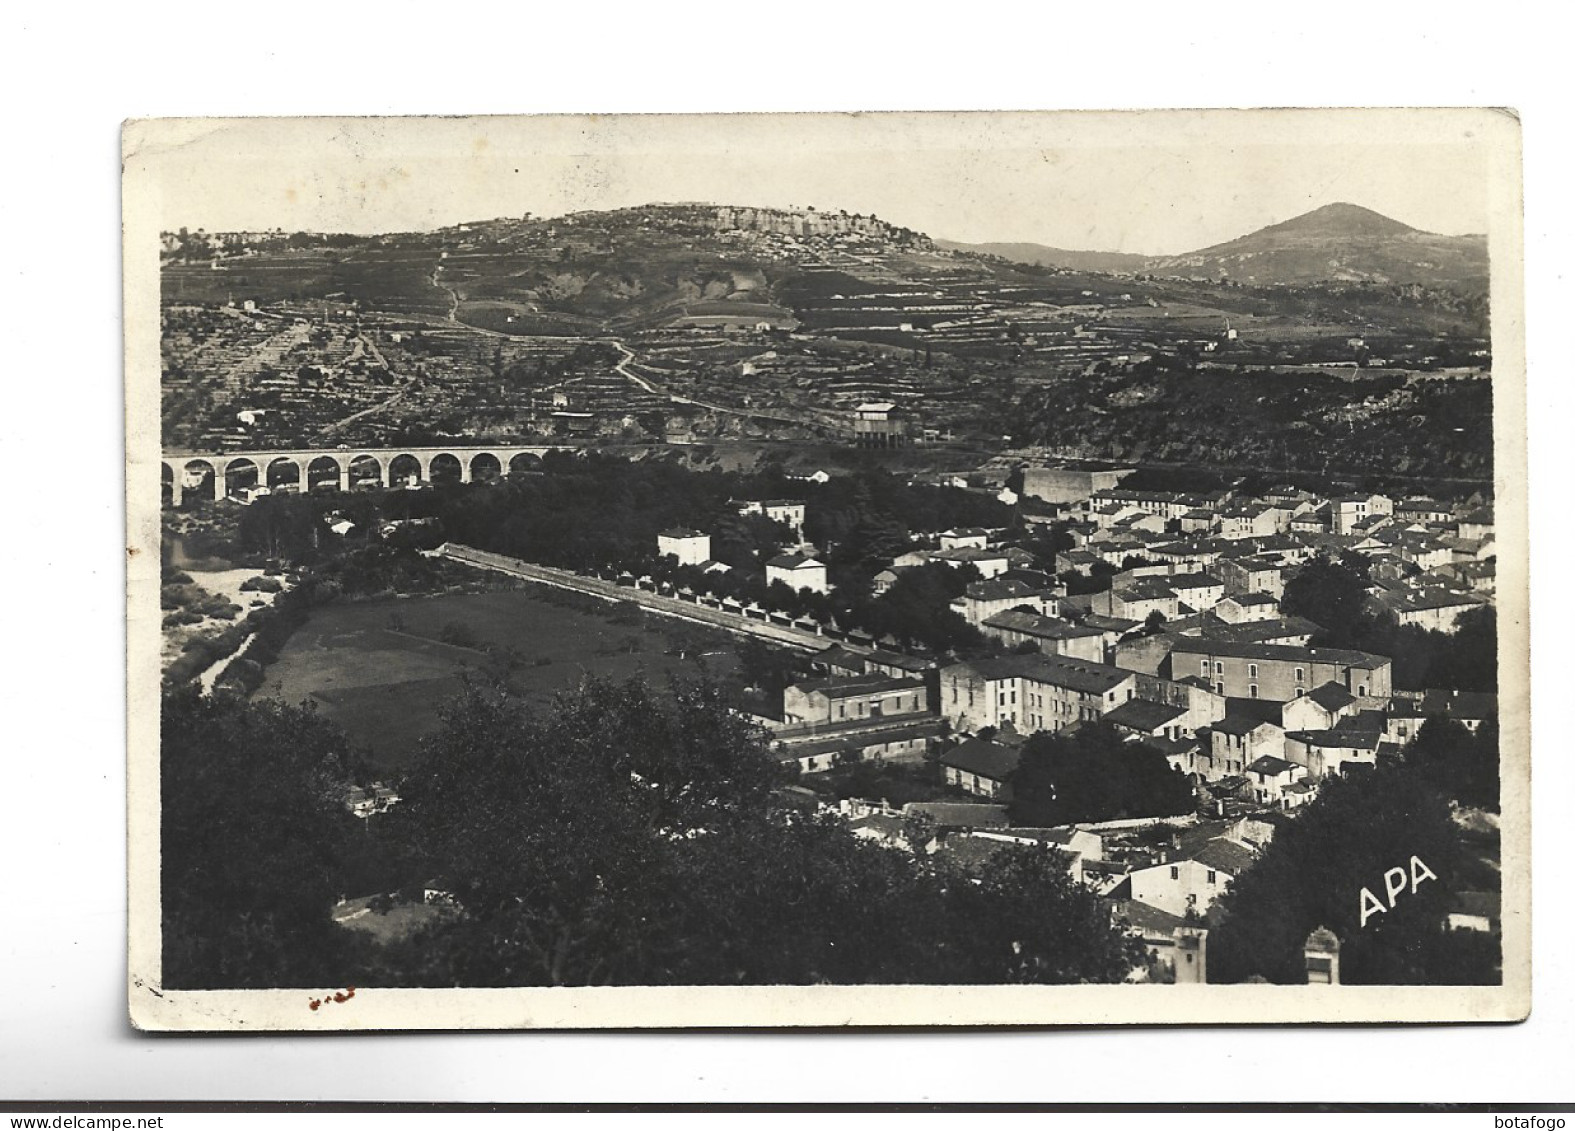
[160,444,574,507]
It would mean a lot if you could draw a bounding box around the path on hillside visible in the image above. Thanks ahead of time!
[317,332,410,439]
[441,544,831,653]
[609,339,836,433]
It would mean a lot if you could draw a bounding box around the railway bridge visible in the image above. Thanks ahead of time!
[160,444,579,506]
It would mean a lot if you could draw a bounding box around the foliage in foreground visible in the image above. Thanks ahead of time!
[161,678,1144,988]
[1207,765,1499,985]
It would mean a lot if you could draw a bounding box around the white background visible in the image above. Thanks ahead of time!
[3,0,1569,1104]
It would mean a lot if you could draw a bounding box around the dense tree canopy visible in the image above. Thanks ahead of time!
[163,678,1145,989]
[1283,553,1497,692]
[1008,721,1195,827]
[161,689,367,988]
[1207,765,1497,985]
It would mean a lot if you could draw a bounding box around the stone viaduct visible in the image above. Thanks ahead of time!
[161,445,577,506]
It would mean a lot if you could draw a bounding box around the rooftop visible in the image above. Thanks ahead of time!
[939,737,1022,781]
[1168,638,1391,669]
[1104,698,1188,732]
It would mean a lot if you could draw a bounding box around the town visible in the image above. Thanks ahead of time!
[156,197,1502,992]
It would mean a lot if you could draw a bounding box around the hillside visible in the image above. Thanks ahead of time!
[934,239,1148,275]
[1143,202,1488,291]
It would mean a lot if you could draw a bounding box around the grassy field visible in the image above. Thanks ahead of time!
[258,588,740,770]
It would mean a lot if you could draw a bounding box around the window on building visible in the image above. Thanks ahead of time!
[1249,663,1259,679]
[1296,688,1305,697]
[1295,667,1305,683]
[1201,660,1210,677]
[1169,866,1179,880]
[1250,684,1258,699]
[1207,870,1217,884]
[1215,661,1224,675]
[1216,682,1224,695]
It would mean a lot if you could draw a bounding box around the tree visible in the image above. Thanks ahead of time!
[1281,553,1370,639]
[1406,716,1499,811]
[1208,765,1497,985]
[378,677,1146,987]
[161,689,365,989]
[1009,722,1194,826]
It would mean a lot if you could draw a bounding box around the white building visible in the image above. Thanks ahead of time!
[657,528,711,567]
[765,553,828,594]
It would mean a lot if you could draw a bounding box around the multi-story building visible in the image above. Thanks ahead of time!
[939,653,1138,735]
[1164,640,1392,702]
[734,498,806,540]
[954,578,1058,626]
[979,611,1105,662]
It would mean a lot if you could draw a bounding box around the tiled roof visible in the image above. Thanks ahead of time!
[939,737,1022,781]
[1104,698,1188,732]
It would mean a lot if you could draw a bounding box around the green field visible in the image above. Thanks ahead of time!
[258,588,740,770]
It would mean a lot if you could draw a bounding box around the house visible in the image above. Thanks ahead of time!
[1284,725,1383,779]
[929,546,1011,579]
[1093,577,1180,622]
[1457,507,1495,542]
[1217,502,1284,541]
[1214,592,1280,623]
[1447,890,1501,934]
[979,611,1105,662]
[939,653,1138,735]
[900,800,1009,833]
[1216,556,1288,599]
[1126,837,1257,917]
[940,736,1021,799]
[1385,689,1497,742]
[656,527,711,567]
[973,826,1105,881]
[1206,716,1287,780]
[1104,697,1190,743]
[1166,573,1227,613]
[846,812,910,848]
[343,783,399,819]
[765,553,828,594]
[954,577,1059,626]
[1112,901,1209,982]
[1185,614,1321,648]
[1132,673,1229,737]
[1281,682,1361,733]
[734,498,806,539]
[939,527,990,551]
[871,566,907,595]
[1164,639,1393,702]
[782,674,929,726]
[1246,755,1309,807]
[777,718,942,774]
[1331,493,1394,535]
[1377,589,1489,633]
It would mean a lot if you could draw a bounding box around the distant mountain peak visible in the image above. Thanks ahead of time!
[1255,202,1420,240]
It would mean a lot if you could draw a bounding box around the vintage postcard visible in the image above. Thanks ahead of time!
[125,109,1528,1030]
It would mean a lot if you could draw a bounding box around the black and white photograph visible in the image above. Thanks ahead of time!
[123,109,1528,1030]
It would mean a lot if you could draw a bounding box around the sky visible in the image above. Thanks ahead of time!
[127,109,1502,256]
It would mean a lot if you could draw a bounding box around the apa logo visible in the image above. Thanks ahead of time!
[1359,856,1438,927]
